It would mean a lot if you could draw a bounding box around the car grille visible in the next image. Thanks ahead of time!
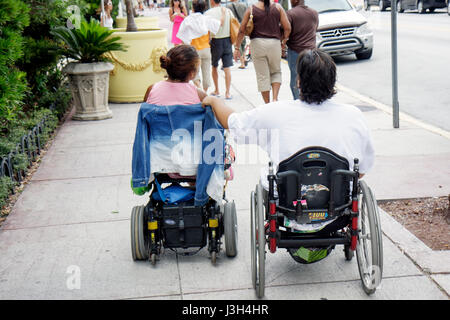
[319,27,356,40]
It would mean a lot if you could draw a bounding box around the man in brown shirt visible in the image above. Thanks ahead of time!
[285,0,318,100]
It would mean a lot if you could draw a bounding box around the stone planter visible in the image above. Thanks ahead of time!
[106,29,167,103]
[63,62,114,120]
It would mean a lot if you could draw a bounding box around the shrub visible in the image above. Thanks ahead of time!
[0,0,30,129]
[52,19,127,63]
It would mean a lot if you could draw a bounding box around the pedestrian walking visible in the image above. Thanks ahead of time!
[205,0,236,100]
[234,0,291,104]
[286,0,318,100]
[177,0,221,93]
[169,0,188,46]
[100,1,114,29]
[227,0,248,69]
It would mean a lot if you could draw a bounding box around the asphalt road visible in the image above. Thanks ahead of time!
[334,8,450,131]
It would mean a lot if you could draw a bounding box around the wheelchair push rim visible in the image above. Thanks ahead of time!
[250,183,266,298]
[356,180,383,295]
[131,205,149,261]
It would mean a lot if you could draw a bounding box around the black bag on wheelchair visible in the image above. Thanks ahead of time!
[160,200,207,249]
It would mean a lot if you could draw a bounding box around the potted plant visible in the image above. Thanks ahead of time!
[52,19,126,120]
[106,0,168,102]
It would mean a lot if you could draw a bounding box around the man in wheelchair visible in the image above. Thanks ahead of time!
[203,49,382,296]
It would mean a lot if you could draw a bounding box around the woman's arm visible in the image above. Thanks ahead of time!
[234,8,250,60]
[169,8,175,22]
[278,4,291,41]
[202,96,235,129]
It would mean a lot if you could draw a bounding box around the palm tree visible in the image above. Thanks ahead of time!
[125,0,138,31]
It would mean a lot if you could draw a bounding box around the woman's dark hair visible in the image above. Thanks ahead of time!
[160,45,199,82]
[296,49,337,104]
[260,0,270,13]
[193,0,206,13]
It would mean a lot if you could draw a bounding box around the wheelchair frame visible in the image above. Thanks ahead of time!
[131,175,238,265]
[250,155,383,298]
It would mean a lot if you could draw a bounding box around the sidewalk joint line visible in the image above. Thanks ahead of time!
[1,218,130,231]
[31,173,130,183]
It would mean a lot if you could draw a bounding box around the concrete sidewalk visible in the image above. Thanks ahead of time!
[0,56,448,300]
[0,5,449,298]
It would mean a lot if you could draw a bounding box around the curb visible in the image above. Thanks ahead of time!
[378,206,450,298]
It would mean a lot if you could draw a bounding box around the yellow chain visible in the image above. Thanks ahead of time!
[104,46,167,75]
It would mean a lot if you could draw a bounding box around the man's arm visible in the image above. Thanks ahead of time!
[202,96,234,129]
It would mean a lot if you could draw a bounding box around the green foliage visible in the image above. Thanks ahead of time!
[18,0,87,116]
[0,176,16,209]
[0,0,30,128]
[52,19,127,63]
[84,0,120,24]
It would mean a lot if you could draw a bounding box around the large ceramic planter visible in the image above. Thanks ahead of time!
[64,62,114,120]
[106,29,167,103]
[115,16,159,29]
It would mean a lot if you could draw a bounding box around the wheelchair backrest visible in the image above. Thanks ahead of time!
[277,146,350,210]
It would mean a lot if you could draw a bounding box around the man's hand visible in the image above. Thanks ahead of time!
[202,95,220,108]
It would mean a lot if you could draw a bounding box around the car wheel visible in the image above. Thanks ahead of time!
[417,0,425,14]
[379,0,386,11]
[397,1,404,12]
[428,7,435,12]
[364,0,370,10]
[356,48,373,60]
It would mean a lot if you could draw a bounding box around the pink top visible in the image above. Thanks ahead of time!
[172,15,184,45]
[146,81,200,106]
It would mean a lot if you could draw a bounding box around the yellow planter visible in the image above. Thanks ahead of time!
[115,16,159,30]
[107,29,168,103]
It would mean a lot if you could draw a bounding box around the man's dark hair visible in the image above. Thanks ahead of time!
[296,49,336,104]
[213,0,221,4]
[193,0,206,13]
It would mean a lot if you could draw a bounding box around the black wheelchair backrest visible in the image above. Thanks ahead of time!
[277,146,351,210]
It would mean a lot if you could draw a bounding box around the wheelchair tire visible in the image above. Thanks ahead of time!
[224,200,238,257]
[356,181,383,295]
[131,205,148,261]
[252,183,266,298]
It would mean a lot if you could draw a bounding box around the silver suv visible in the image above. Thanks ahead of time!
[306,0,374,60]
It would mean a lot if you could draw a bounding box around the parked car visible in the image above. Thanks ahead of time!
[364,0,392,11]
[396,0,447,13]
[448,0,450,15]
[306,0,374,60]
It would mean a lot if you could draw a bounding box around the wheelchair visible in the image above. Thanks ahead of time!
[131,173,238,265]
[250,147,383,297]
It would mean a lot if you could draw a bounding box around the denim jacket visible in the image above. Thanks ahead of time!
[131,103,225,206]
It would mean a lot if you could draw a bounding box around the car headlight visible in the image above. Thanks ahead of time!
[356,23,371,35]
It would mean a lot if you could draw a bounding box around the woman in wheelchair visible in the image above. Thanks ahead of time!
[203,49,382,297]
[130,45,237,265]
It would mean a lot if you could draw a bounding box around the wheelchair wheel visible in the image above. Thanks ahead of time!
[250,183,266,298]
[356,181,383,295]
[131,205,149,261]
[224,200,238,257]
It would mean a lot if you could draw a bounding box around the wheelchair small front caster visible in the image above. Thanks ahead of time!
[211,251,217,265]
[150,253,157,265]
[344,245,354,261]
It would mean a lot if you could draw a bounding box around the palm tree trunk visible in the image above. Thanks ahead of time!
[125,0,138,32]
